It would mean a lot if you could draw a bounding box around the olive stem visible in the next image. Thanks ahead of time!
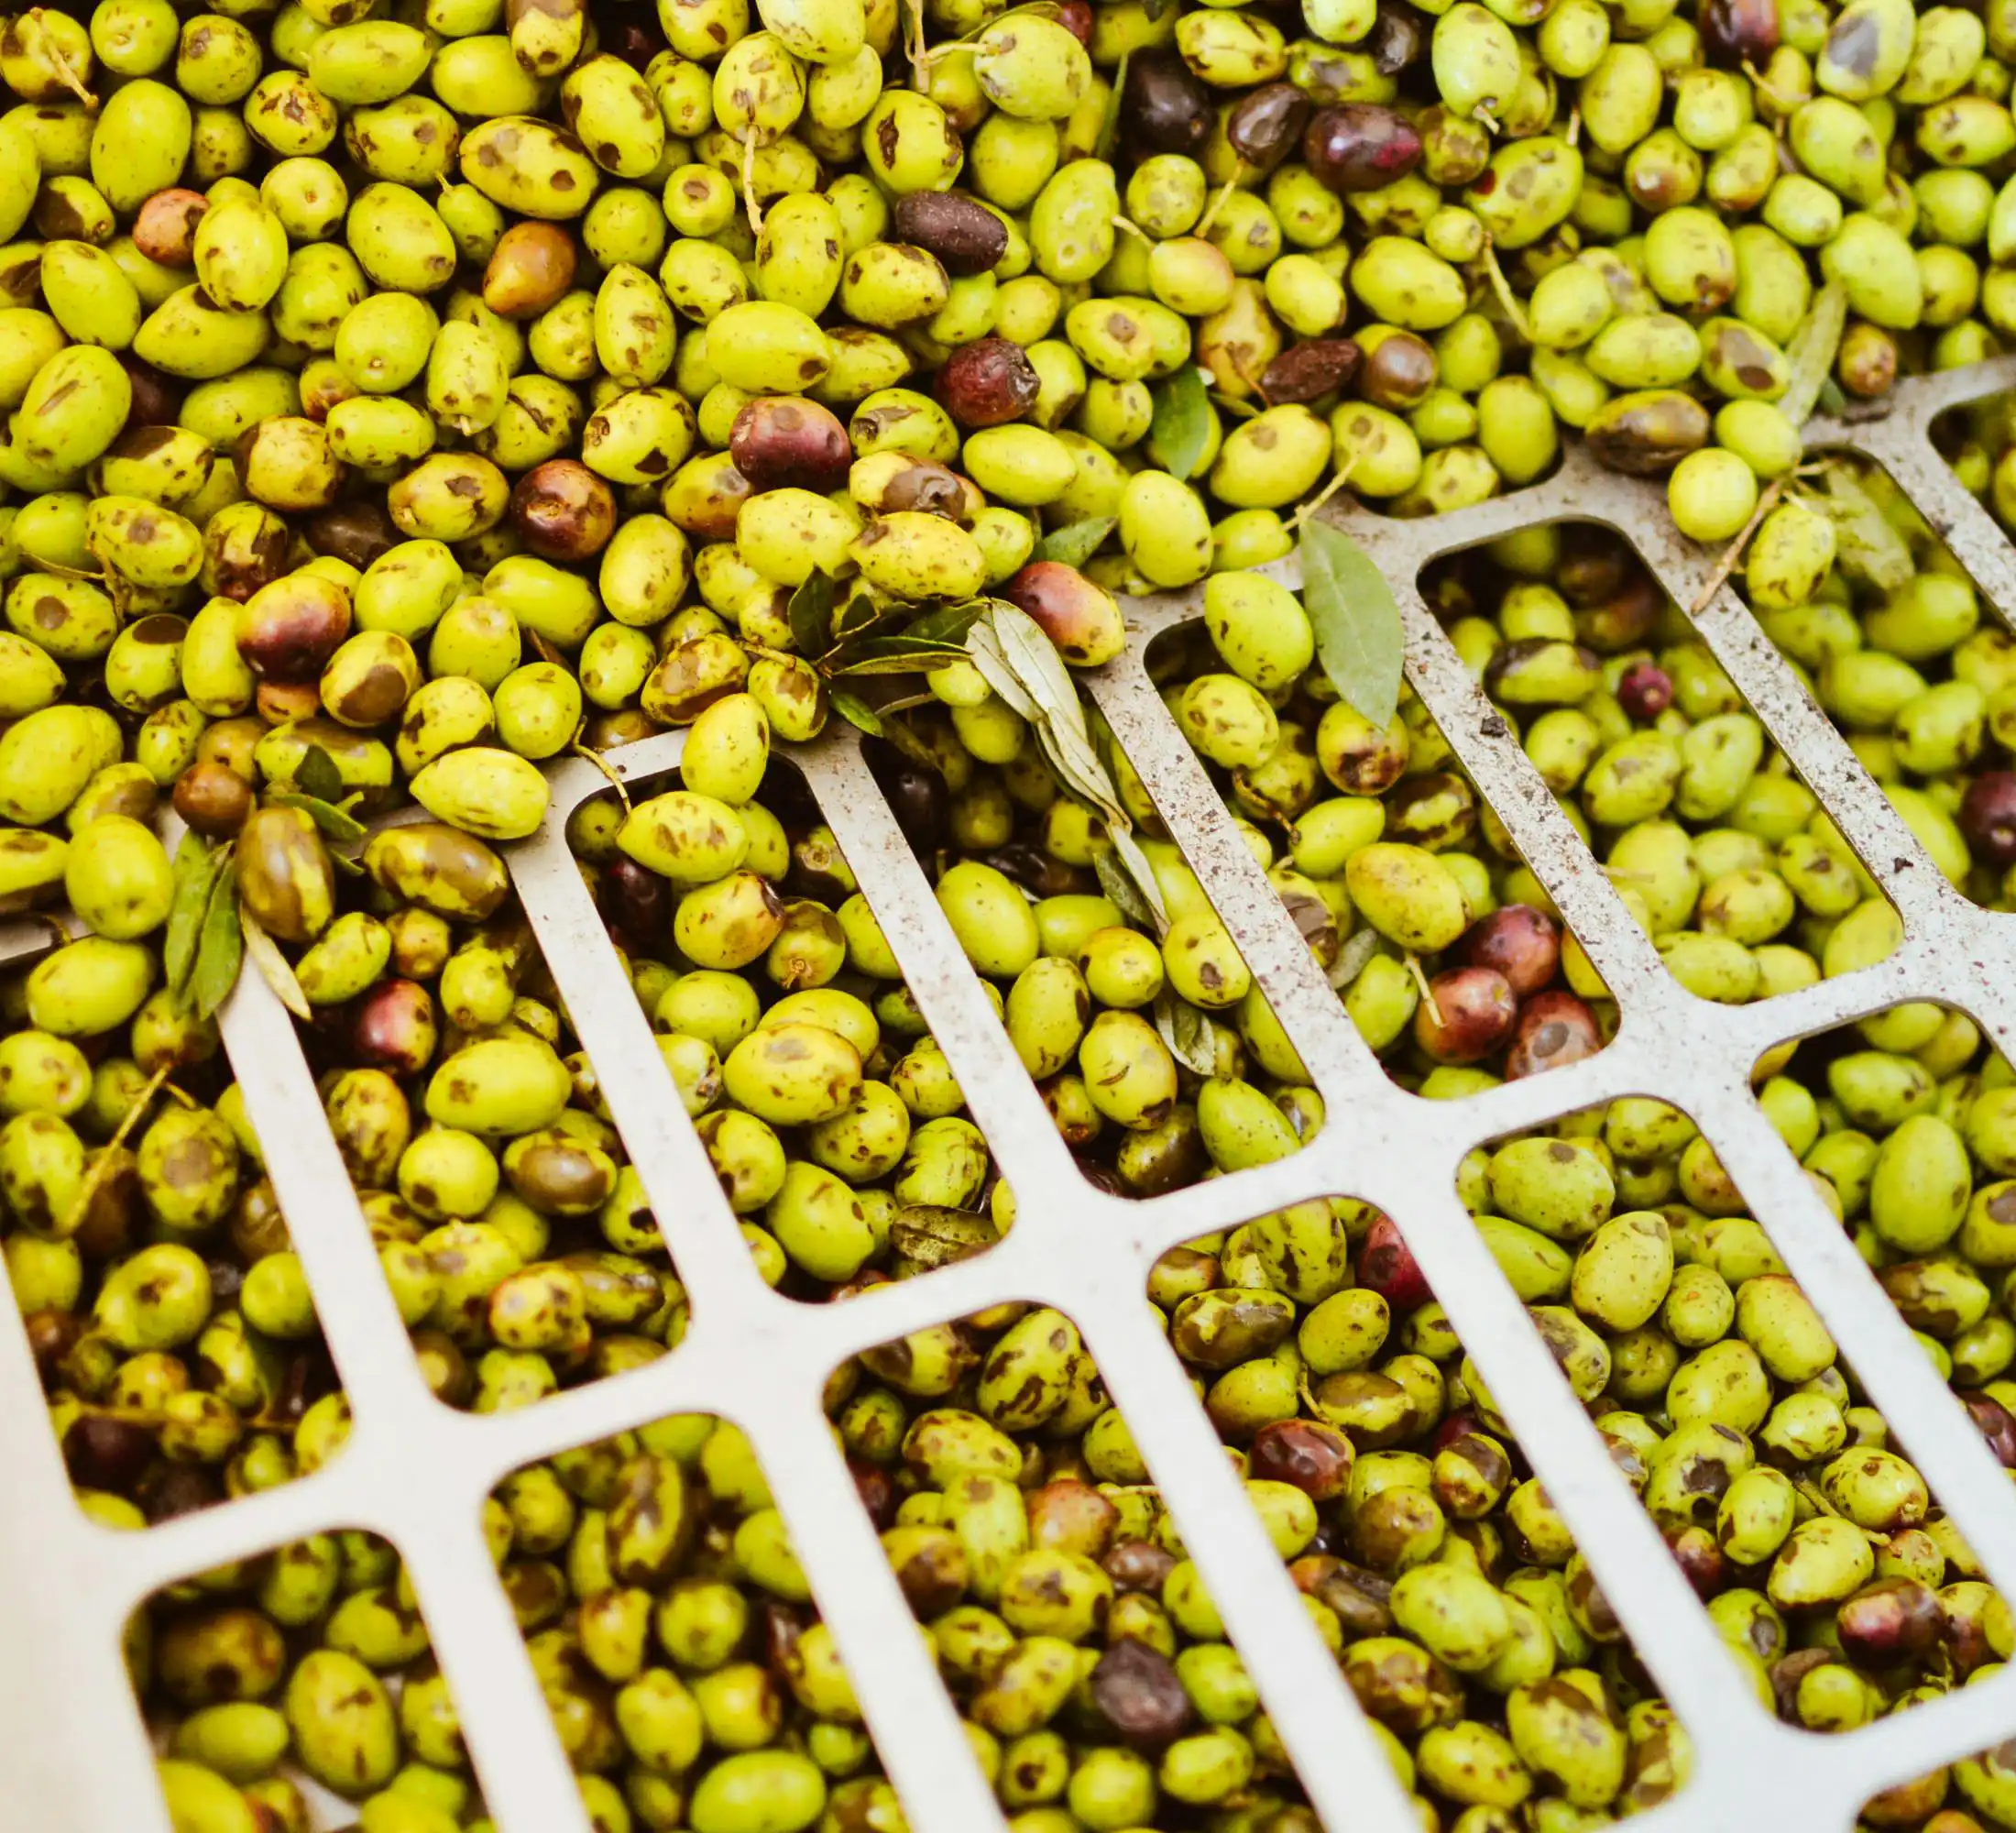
[1289,455,1359,531]
[1683,475,1785,620]
[1403,953,1444,1027]
[1193,176,1240,240]
[1744,60,1800,115]
[57,1062,174,1240]
[1110,214,1151,243]
[1479,239,1532,345]
[1565,105,1581,148]
[27,10,94,110]
[569,741,632,814]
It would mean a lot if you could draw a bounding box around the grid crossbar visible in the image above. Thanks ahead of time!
[8,359,2016,1832]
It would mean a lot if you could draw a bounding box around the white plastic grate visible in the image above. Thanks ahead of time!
[10,356,2016,1833]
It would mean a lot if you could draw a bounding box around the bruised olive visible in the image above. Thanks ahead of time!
[1700,0,1779,66]
[892,193,1010,279]
[1002,562,1124,665]
[1835,1578,1941,1665]
[1250,1417,1355,1501]
[485,221,578,319]
[1305,106,1423,196]
[1358,331,1438,411]
[1090,1638,1194,1750]
[1616,662,1674,722]
[134,189,207,266]
[730,397,853,493]
[1504,992,1602,1081]
[937,336,1041,431]
[511,459,617,562]
[236,576,352,685]
[352,979,438,1078]
[304,501,399,571]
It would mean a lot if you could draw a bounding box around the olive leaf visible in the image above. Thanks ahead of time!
[1820,463,1914,592]
[828,690,885,737]
[1780,280,1847,429]
[899,600,989,645]
[295,744,344,803]
[789,568,838,660]
[1153,989,1219,1075]
[238,906,311,1021]
[1150,365,1212,481]
[825,636,975,676]
[1096,50,1128,163]
[165,832,223,1003]
[268,792,368,844]
[890,1204,1000,1268]
[189,862,244,1021]
[1300,515,1404,731]
[1033,516,1116,570]
[833,586,893,645]
[1327,926,1385,992]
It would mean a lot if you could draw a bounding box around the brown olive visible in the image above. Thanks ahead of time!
[1357,1212,1430,1312]
[483,220,578,318]
[1259,338,1361,403]
[1959,771,2016,865]
[510,458,617,560]
[600,854,673,943]
[1250,1417,1355,1501]
[891,192,1009,278]
[1700,0,1779,64]
[936,335,1040,429]
[172,761,254,839]
[1119,53,1211,156]
[236,575,352,683]
[1960,1388,2016,1465]
[1090,1638,1194,1750]
[729,396,853,492]
[1102,1539,1178,1594]
[1024,1478,1120,1555]
[1666,1524,1728,1599]
[1835,1576,1941,1664]
[1225,82,1311,173]
[305,499,400,570]
[1356,329,1438,411]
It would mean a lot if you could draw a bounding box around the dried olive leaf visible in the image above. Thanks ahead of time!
[788,567,838,660]
[1300,515,1404,731]
[963,615,1044,720]
[268,792,368,844]
[295,744,343,803]
[828,689,885,738]
[1820,464,1914,593]
[1327,926,1384,991]
[876,713,947,774]
[1780,280,1847,429]
[164,831,220,1001]
[1153,989,1218,1074]
[238,905,311,1021]
[1150,364,1212,481]
[1108,827,1167,932]
[1033,516,1116,569]
[189,863,244,1020]
[1094,842,1157,928]
[891,1204,1000,1268]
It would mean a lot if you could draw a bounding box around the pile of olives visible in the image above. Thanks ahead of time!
[5,0,2016,1826]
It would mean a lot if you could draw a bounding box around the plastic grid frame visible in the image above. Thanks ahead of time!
[8,357,2016,1833]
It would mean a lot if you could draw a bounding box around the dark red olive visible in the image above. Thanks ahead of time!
[1054,0,1092,42]
[1414,966,1517,1065]
[22,1307,81,1386]
[1617,661,1675,721]
[1504,991,1603,1081]
[1700,0,1779,65]
[1575,568,1664,652]
[729,396,852,492]
[1304,104,1422,194]
[850,1460,898,1530]
[1119,52,1211,155]
[1960,773,2016,866]
[351,979,439,1078]
[1260,338,1361,403]
[1356,328,1437,411]
[1461,904,1560,998]
[116,354,181,427]
[511,458,616,560]
[64,1412,154,1492]
[1225,82,1310,173]
[600,854,672,944]
[139,1464,220,1524]
[235,574,351,683]
[1358,1211,1430,1312]
[937,335,1040,428]
[892,192,1009,277]
[1835,1576,1941,1665]
[1090,1639,1194,1750]
[861,738,948,855]
[1250,1418,1356,1501]
[1002,561,1121,660]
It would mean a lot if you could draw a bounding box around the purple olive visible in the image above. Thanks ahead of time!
[1304,104,1422,194]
